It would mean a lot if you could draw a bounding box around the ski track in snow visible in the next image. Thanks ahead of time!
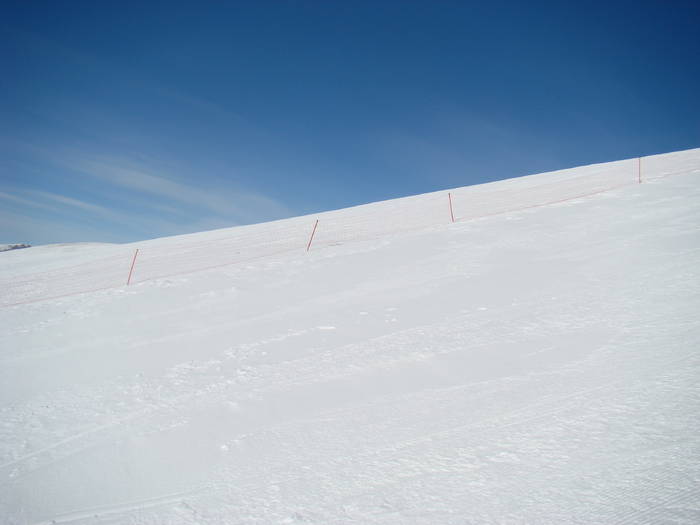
[1,149,699,524]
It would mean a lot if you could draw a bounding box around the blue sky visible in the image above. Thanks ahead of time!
[2,1,699,245]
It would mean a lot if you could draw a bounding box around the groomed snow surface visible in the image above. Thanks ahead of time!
[1,148,699,524]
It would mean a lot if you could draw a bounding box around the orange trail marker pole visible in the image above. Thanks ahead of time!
[127,248,139,285]
[448,192,455,223]
[638,157,642,184]
[306,219,319,252]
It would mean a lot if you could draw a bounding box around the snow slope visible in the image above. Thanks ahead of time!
[1,148,699,524]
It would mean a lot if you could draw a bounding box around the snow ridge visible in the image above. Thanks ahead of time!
[2,148,699,308]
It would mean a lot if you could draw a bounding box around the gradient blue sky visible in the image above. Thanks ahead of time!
[2,1,699,244]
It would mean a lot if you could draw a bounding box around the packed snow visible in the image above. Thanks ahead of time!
[1,148,699,524]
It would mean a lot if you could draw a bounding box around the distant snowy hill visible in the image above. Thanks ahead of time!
[0,243,30,252]
[1,148,699,524]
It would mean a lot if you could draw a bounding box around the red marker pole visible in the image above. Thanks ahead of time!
[448,192,455,223]
[638,157,642,184]
[126,248,139,285]
[306,219,319,252]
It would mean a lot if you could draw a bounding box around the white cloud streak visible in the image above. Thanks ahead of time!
[69,155,292,223]
[2,135,294,243]
[0,191,64,214]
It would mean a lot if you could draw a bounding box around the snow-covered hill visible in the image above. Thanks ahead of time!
[0,244,31,253]
[1,148,699,524]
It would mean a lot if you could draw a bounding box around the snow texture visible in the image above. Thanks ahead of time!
[1,148,699,524]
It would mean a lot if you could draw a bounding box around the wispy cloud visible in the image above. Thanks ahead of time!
[2,133,293,222]
[1,136,295,244]
[29,190,115,216]
[0,191,64,214]
[2,188,127,222]
[65,154,292,224]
